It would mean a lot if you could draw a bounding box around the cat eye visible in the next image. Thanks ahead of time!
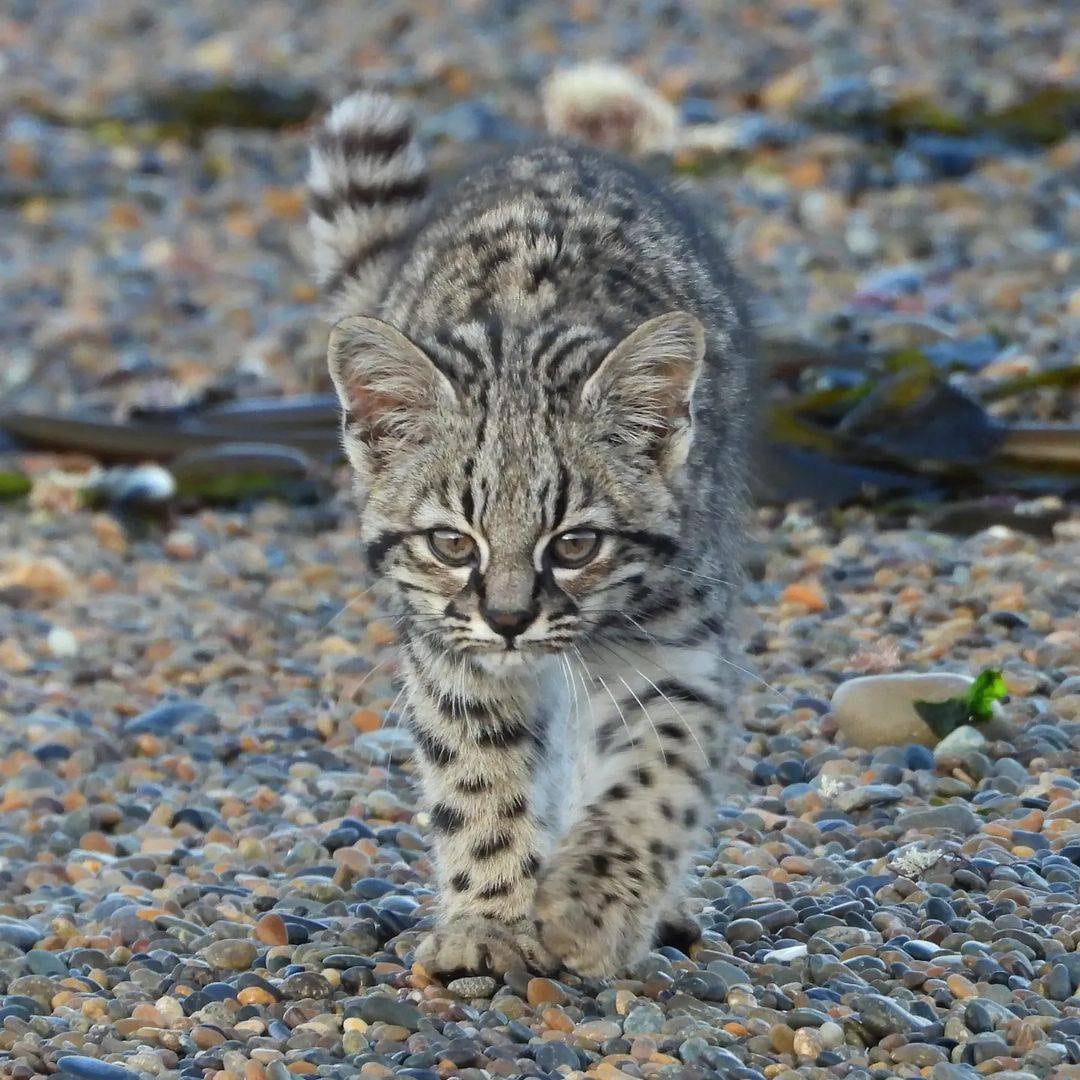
[550,529,601,569]
[427,528,477,567]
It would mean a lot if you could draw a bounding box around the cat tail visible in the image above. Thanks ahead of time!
[307,92,429,316]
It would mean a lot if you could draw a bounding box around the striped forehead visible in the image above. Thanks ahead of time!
[426,320,609,389]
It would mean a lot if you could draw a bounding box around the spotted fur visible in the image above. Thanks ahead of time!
[309,92,754,978]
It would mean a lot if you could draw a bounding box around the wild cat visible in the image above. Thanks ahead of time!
[308,91,753,977]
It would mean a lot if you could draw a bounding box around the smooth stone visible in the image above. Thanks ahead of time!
[534,1042,580,1071]
[832,672,974,749]
[0,921,43,950]
[725,918,765,943]
[764,945,808,963]
[623,1002,665,1034]
[352,994,423,1031]
[896,803,980,836]
[893,1043,948,1066]
[279,971,332,999]
[26,949,66,976]
[199,939,258,970]
[853,993,934,1038]
[1046,964,1073,1001]
[123,700,216,736]
[355,729,414,764]
[55,1056,142,1080]
[934,725,988,760]
[835,783,905,811]
[965,998,1016,1032]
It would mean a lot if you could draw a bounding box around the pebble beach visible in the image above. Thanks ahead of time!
[1,3,1078,1080]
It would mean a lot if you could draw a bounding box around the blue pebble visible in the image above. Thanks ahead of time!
[775,760,806,784]
[534,1043,581,1072]
[353,877,396,899]
[751,761,775,785]
[123,700,216,736]
[904,744,935,770]
[56,1056,142,1080]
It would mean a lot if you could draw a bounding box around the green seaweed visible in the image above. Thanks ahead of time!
[0,471,32,501]
[986,85,1080,146]
[980,362,1080,403]
[914,669,1008,740]
[176,472,321,505]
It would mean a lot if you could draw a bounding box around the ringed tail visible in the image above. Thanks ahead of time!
[307,91,429,316]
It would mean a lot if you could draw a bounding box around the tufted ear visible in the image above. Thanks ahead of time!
[580,311,705,475]
[327,315,457,473]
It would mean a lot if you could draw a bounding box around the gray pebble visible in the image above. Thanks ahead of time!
[896,804,980,835]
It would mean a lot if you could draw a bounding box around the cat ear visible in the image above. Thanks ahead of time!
[327,315,457,470]
[580,311,705,473]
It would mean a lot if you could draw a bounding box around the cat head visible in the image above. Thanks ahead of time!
[328,311,704,670]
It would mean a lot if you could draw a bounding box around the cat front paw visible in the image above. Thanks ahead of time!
[533,855,651,978]
[415,915,556,979]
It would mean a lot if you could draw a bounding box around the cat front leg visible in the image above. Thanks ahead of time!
[533,653,723,977]
[407,656,557,976]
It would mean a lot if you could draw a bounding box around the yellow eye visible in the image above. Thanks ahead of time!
[428,528,477,567]
[550,529,601,569]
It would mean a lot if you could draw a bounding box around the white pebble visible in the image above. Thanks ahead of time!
[46,626,78,658]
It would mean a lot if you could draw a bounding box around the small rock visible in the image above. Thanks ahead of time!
[55,1057,142,1080]
[46,626,79,658]
[0,920,42,950]
[934,725,988,760]
[832,672,975,749]
[526,977,567,1006]
[446,976,496,998]
[835,783,905,811]
[254,913,288,946]
[355,728,414,764]
[896,803,980,836]
[352,994,422,1031]
[854,993,934,1038]
[199,939,258,970]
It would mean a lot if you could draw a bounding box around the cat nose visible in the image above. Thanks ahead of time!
[481,607,536,639]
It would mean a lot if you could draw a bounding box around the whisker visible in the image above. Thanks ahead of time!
[616,673,667,766]
[320,582,381,629]
[595,673,638,758]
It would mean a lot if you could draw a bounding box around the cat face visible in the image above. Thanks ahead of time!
[328,312,704,668]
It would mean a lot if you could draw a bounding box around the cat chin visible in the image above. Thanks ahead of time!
[473,650,530,675]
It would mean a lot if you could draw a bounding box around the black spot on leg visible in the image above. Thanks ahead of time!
[659,800,675,820]
[431,803,465,834]
[456,775,491,795]
[449,871,471,891]
[591,853,610,877]
[521,853,541,877]
[606,784,629,800]
[635,767,653,787]
[472,832,514,859]
[591,914,603,928]
[475,879,513,900]
[501,793,529,818]
[684,807,699,827]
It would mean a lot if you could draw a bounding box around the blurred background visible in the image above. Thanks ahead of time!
[0,12,1078,1080]
[1,0,1077,517]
